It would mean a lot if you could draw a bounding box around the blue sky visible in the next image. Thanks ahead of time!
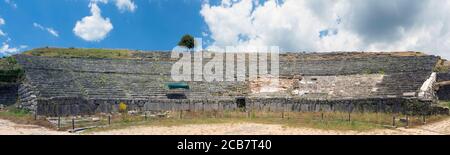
[0,0,210,57]
[2,0,450,58]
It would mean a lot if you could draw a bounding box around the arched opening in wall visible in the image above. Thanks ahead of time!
[236,97,246,110]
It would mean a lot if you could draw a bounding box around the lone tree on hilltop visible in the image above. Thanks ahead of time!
[178,34,195,49]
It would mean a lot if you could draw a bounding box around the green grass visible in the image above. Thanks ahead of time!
[0,107,31,121]
[83,111,449,134]
[0,107,33,124]
[1,106,446,133]
[439,100,450,108]
[0,106,54,129]
[1,108,30,117]
[23,47,134,59]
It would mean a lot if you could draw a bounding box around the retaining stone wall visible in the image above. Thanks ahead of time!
[34,97,447,116]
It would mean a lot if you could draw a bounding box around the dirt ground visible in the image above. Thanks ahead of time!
[0,119,69,135]
[2,118,450,135]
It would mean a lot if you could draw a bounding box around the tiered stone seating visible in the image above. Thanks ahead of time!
[373,72,432,97]
[13,52,441,116]
[279,56,438,76]
[15,53,438,101]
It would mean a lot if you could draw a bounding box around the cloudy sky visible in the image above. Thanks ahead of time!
[1,0,450,58]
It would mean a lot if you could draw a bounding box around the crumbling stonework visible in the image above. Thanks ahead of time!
[12,51,448,116]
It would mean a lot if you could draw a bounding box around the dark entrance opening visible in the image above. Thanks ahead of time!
[165,82,189,99]
[166,93,187,99]
[437,85,450,100]
[236,97,246,110]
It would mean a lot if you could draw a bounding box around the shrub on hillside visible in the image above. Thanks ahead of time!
[178,34,195,49]
[119,102,127,113]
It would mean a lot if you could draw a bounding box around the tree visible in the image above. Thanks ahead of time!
[178,34,195,49]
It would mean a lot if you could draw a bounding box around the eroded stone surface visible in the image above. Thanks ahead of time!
[12,52,446,116]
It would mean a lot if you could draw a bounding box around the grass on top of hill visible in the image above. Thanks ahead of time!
[23,47,134,59]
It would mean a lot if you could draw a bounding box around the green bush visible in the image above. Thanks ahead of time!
[378,69,385,75]
[6,57,17,65]
[178,34,195,49]
[362,68,372,74]
[119,102,127,113]
[0,57,24,83]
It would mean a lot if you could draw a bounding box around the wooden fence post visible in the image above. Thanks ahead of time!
[57,116,61,129]
[392,115,396,127]
[180,110,183,119]
[72,117,75,130]
[406,115,409,128]
[422,115,426,124]
[108,115,111,125]
[348,112,351,122]
[287,111,290,120]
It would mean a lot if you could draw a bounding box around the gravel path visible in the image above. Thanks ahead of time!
[90,123,444,135]
[0,119,69,135]
[91,117,450,135]
[2,118,450,135]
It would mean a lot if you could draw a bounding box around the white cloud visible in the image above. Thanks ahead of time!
[4,0,17,9]
[201,0,450,59]
[90,0,137,12]
[19,45,28,49]
[72,0,136,42]
[33,22,59,37]
[91,0,108,3]
[73,2,113,42]
[0,18,7,37]
[115,0,137,13]
[0,42,27,56]
[1,42,18,54]
[0,17,26,56]
[0,17,6,37]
